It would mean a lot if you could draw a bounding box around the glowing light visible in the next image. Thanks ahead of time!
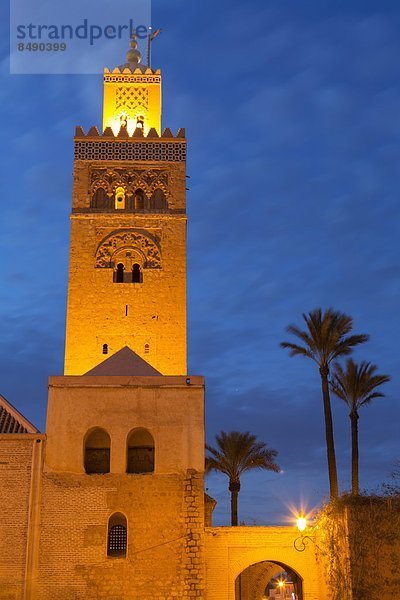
[105,115,148,137]
[296,514,307,532]
[286,504,315,529]
[277,580,285,588]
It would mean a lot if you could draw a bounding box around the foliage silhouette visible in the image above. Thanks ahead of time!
[331,359,390,495]
[281,308,369,498]
[206,431,280,526]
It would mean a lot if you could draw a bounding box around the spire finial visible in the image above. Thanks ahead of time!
[126,33,141,66]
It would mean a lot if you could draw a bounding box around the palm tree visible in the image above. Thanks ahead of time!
[281,308,369,498]
[205,431,280,526]
[330,359,390,495]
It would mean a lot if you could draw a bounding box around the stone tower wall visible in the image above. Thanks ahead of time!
[64,133,188,377]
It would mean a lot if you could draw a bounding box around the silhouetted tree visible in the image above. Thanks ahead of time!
[330,359,390,495]
[382,460,400,496]
[206,431,280,526]
[281,308,369,498]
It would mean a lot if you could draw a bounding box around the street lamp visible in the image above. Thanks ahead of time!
[294,513,316,552]
[275,578,286,598]
[296,515,307,533]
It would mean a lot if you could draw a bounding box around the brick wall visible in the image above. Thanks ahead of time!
[35,469,205,599]
[0,436,36,599]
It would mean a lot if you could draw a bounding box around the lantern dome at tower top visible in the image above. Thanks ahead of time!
[117,33,149,73]
[126,33,141,65]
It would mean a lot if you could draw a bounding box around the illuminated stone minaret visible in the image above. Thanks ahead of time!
[64,36,187,376]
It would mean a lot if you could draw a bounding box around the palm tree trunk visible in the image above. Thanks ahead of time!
[229,480,240,526]
[350,411,359,495]
[320,366,339,498]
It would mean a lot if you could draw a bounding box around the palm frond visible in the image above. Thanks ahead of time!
[330,359,390,411]
[280,341,315,361]
[330,334,370,362]
[281,308,368,369]
[205,431,280,481]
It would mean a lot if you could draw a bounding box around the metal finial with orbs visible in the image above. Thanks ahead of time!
[126,34,141,65]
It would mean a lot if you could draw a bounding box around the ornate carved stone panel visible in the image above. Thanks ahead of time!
[95,229,162,269]
[90,168,169,196]
[74,141,186,162]
[115,87,149,114]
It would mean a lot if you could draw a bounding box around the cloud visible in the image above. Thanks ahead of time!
[1,0,399,523]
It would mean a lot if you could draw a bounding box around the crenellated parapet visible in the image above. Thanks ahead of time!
[74,126,186,162]
[75,126,185,139]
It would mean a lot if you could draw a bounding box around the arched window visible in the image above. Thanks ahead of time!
[144,343,150,354]
[114,263,124,283]
[150,188,168,211]
[92,187,109,208]
[107,513,127,557]
[84,428,110,474]
[132,263,142,284]
[127,428,154,474]
[115,186,126,210]
[102,344,108,355]
[134,189,146,211]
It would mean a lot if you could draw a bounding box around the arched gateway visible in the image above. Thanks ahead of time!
[235,560,302,599]
[205,526,328,600]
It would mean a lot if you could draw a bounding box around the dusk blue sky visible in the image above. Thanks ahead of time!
[1,0,400,525]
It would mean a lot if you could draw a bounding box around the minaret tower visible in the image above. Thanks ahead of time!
[0,36,207,600]
[64,36,187,376]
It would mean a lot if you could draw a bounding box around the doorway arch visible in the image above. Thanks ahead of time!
[235,560,303,599]
[204,526,324,599]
